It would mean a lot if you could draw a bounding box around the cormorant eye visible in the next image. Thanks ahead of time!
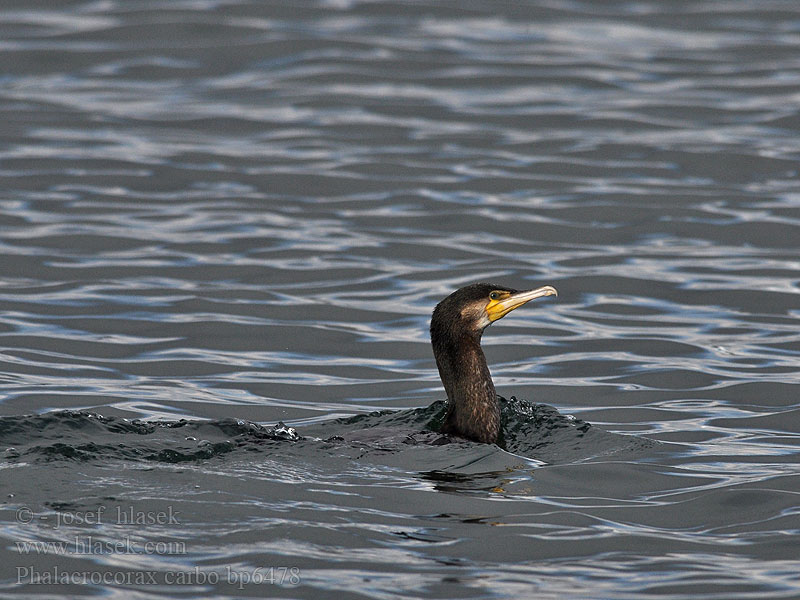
[489,291,500,300]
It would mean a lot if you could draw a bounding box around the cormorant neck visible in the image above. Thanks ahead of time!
[432,328,500,444]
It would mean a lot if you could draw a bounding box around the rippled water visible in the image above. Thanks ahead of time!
[1,0,800,598]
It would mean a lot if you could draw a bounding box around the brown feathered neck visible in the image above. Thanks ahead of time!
[430,283,517,444]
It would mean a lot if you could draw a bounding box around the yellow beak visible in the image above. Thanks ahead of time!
[486,286,558,322]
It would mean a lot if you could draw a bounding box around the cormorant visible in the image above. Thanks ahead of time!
[430,283,558,444]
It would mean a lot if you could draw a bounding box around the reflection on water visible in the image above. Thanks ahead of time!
[1,0,800,598]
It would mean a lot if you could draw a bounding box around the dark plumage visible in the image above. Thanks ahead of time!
[430,283,557,444]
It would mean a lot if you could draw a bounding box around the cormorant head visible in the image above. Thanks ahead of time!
[431,282,558,340]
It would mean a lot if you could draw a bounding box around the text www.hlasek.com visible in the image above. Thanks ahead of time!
[16,537,186,556]
[17,566,301,588]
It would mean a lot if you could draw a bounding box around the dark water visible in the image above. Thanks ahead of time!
[1,0,800,598]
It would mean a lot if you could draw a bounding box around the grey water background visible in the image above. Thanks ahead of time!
[1,0,800,598]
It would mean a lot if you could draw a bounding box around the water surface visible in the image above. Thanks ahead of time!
[1,1,799,598]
